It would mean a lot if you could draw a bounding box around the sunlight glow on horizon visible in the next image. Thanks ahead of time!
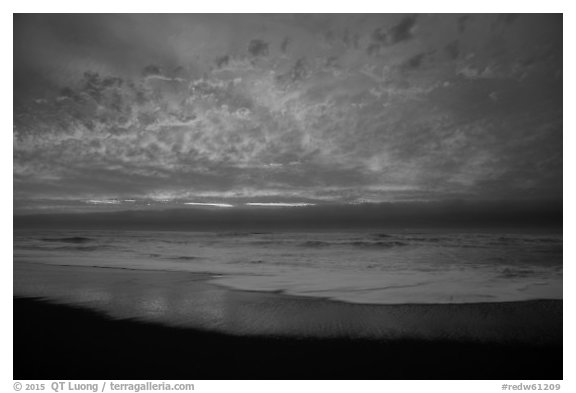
[184,202,234,208]
[86,200,121,205]
[246,202,316,207]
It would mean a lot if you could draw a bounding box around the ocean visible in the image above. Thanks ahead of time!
[14,229,562,305]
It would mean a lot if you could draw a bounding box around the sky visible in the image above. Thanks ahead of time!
[13,14,562,215]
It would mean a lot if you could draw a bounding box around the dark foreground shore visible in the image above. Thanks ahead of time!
[14,297,562,380]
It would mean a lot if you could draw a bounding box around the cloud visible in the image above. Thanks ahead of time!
[87,199,121,205]
[13,14,562,213]
[184,202,234,208]
[246,202,315,207]
[388,15,418,44]
[280,37,290,53]
[248,39,269,57]
[367,15,419,55]
[401,53,426,70]
[444,41,460,60]
[142,65,162,76]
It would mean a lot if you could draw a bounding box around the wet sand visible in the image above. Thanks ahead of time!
[13,262,563,379]
[14,297,562,380]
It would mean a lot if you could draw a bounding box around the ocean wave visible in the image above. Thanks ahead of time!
[51,246,104,252]
[372,233,394,238]
[41,237,93,243]
[18,244,108,252]
[147,253,200,261]
[405,237,443,242]
[349,240,408,248]
[300,240,408,248]
[499,268,537,278]
[171,256,201,261]
[301,240,331,247]
[216,232,272,237]
[532,246,563,254]
[493,236,562,245]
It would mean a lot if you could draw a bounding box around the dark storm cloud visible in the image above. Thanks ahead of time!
[388,15,419,43]
[367,15,419,55]
[215,55,230,68]
[372,15,418,46]
[13,14,562,213]
[400,52,427,70]
[248,39,270,57]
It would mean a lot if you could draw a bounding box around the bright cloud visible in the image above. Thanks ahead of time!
[246,202,316,207]
[184,202,235,208]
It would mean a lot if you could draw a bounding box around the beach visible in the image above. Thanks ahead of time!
[13,262,562,380]
[13,11,564,383]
